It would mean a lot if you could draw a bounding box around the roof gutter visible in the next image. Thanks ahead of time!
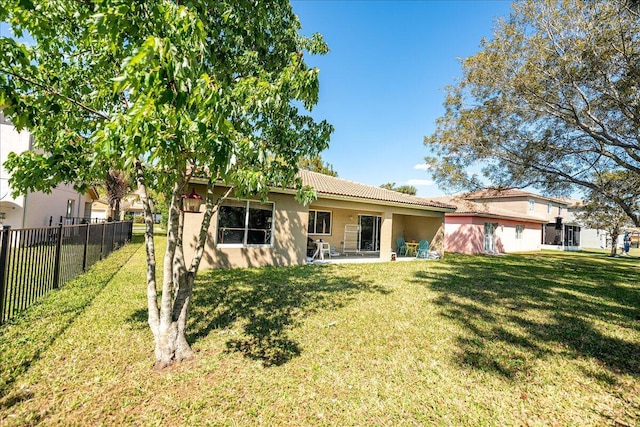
[189,177,456,213]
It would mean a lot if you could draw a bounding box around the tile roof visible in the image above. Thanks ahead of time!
[463,188,570,205]
[298,170,456,211]
[432,196,549,223]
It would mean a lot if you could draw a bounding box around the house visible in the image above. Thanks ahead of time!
[92,194,144,222]
[90,198,110,221]
[182,170,456,269]
[0,112,98,229]
[437,196,549,254]
[464,189,583,250]
[436,189,586,255]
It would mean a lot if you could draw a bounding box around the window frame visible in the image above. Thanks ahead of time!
[308,209,332,235]
[216,199,275,247]
[528,199,535,211]
[515,224,524,239]
[66,199,75,217]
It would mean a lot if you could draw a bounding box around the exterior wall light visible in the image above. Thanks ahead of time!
[181,188,203,213]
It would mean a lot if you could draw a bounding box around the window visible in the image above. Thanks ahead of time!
[515,225,524,239]
[308,210,332,235]
[84,202,93,219]
[217,200,274,245]
[558,207,563,216]
[547,203,552,214]
[529,199,535,211]
[66,199,75,217]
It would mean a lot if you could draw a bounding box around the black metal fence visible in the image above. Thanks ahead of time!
[0,221,133,324]
[49,216,106,226]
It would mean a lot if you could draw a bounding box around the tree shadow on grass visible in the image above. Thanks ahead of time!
[128,264,387,366]
[187,264,388,366]
[0,237,143,406]
[414,252,640,380]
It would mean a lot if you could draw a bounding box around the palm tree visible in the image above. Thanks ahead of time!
[105,169,128,221]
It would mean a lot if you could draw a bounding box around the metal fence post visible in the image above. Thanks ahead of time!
[111,221,117,250]
[82,223,90,271]
[100,221,106,260]
[52,223,64,289]
[0,225,11,323]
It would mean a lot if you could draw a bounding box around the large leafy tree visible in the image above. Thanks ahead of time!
[380,182,417,195]
[0,0,332,368]
[298,154,337,177]
[574,172,638,256]
[425,0,640,226]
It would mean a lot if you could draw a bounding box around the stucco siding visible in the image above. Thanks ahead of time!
[580,228,606,249]
[183,189,307,269]
[445,216,543,254]
[493,219,542,252]
[445,218,485,254]
[1,117,94,229]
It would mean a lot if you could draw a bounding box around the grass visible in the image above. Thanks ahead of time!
[0,237,639,426]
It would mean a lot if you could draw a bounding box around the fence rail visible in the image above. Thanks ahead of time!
[0,220,133,324]
[49,216,106,226]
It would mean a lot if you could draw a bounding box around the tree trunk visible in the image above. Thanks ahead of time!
[113,199,121,221]
[135,160,161,359]
[610,228,620,257]
[154,271,195,369]
[141,176,232,369]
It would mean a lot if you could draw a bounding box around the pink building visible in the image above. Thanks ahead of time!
[440,197,548,254]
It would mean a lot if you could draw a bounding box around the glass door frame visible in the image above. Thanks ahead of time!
[358,214,382,252]
[484,222,497,252]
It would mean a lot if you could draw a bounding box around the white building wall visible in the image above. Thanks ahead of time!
[580,228,606,249]
[495,222,542,253]
[0,113,93,229]
[23,185,92,227]
[1,115,30,228]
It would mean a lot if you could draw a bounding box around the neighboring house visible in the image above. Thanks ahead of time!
[462,189,582,251]
[182,170,456,269]
[437,196,549,254]
[93,191,162,223]
[121,193,146,220]
[91,198,110,221]
[0,112,98,229]
[435,189,591,255]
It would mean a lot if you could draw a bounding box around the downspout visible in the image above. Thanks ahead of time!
[21,133,36,229]
[21,193,27,228]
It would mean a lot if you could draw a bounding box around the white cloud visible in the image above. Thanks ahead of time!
[413,164,431,171]
[407,179,434,186]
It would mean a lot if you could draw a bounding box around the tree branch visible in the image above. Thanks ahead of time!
[188,182,233,273]
[1,68,110,120]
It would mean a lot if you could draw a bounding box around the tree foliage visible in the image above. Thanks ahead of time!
[0,0,332,367]
[425,0,640,226]
[298,154,337,176]
[380,182,417,195]
[574,171,637,255]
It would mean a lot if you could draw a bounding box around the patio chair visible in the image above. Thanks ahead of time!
[416,240,430,259]
[313,240,331,260]
[396,237,407,256]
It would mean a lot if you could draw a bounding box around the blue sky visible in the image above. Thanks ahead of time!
[291,0,514,197]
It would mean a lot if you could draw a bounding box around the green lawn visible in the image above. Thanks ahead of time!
[0,237,638,426]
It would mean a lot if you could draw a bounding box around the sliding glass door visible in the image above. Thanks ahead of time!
[359,215,382,251]
[484,222,497,252]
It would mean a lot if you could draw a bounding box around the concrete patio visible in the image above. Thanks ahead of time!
[308,253,432,265]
